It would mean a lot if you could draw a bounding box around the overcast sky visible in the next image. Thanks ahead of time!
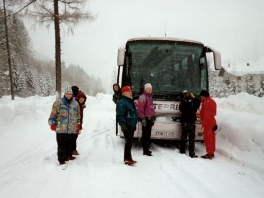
[25,0,264,91]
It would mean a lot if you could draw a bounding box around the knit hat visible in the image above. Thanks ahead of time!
[71,85,79,96]
[64,86,73,94]
[121,86,132,94]
[199,90,210,97]
[144,83,152,90]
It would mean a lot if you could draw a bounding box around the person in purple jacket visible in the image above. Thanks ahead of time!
[138,83,155,156]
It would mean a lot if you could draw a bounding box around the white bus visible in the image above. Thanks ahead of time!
[116,37,221,141]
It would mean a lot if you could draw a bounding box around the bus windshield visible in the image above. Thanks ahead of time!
[123,40,208,99]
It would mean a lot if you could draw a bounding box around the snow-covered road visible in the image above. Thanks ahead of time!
[0,94,264,198]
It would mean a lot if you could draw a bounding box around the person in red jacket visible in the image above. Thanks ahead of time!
[199,90,217,159]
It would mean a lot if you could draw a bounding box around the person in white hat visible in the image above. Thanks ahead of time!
[138,83,155,156]
[48,86,81,166]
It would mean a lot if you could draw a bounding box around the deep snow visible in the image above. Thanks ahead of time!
[0,92,264,198]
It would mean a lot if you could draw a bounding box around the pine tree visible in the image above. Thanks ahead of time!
[243,74,254,95]
[228,78,237,95]
[25,69,36,95]
[44,72,54,96]
[258,72,264,97]
[11,0,96,97]
[0,7,10,97]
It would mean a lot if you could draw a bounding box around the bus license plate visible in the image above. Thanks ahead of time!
[156,132,175,136]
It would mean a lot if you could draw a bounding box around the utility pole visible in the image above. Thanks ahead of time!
[3,0,14,100]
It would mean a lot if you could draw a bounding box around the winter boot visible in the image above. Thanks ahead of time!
[143,151,152,156]
[124,160,135,165]
[201,153,214,159]
[59,161,65,165]
[72,150,79,155]
[68,156,76,160]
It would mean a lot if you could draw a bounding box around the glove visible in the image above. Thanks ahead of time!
[141,118,147,127]
[50,124,56,131]
[77,124,81,135]
[120,122,127,133]
[150,117,155,126]
[212,125,218,131]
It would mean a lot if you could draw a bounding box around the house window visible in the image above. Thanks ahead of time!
[237,76,241,80]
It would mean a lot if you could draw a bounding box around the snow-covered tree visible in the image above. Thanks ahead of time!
[258,72,264,97]
[25,69,37,96]
[243,74,255,95]
[0,6,105,98]
[11,0,96,97]
[44,72,54,96]
[208,66,230,98]
[228,77,237,95]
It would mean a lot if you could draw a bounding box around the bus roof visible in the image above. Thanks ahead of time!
[127,37,204,45]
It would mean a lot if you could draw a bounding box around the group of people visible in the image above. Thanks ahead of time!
[113,83,217,165]
[48,83,217,166]
[179,90,217,159]
[114,83,155,165]
[48,86,86,166]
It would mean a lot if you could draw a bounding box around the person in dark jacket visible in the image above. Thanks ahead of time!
[112,84,122,104]
[179,92,201,158]
[138,83,155,156]
[116,86,138,165]
[199,90,217,159]
[113,84,122,136]
[71,88,87,155]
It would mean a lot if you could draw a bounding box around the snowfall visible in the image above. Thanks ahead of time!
[0,92,264,198]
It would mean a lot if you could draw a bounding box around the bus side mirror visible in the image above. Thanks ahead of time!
[117,48,125,66]
[205,46,222,70]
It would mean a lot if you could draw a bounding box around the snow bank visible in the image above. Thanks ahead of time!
[215,92,264,115]
[0,93,264,172]
[214,92,264,171]
[95,92,113,103]
[0,95,55,126]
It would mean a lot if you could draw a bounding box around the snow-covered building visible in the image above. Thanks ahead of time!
[218,57,264,95]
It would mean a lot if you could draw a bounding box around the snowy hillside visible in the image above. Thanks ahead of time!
[0,93,264,198]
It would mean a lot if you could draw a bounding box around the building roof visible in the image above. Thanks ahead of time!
[223,56,264,76]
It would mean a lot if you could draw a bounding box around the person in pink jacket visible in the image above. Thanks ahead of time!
[138,83,155,156]
[199,90,217,159]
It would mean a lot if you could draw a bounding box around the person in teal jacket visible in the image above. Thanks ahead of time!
[116,86,138,165]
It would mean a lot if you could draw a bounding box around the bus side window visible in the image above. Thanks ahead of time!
[199,57,205,70]
[199,57,207,90]
[174,63,180,71]
[182,58,188,70]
